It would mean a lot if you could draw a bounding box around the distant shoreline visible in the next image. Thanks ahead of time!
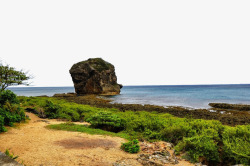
[8,84,250,109]
[52,94,250,126]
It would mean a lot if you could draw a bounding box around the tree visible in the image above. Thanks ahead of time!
[0,62,31,91]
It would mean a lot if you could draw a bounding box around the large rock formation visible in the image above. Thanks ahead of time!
[69,58,122,95]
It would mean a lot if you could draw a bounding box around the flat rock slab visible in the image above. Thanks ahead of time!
[0,152,23,166]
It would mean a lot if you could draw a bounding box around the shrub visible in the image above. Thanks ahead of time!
[121,139,140,153]
[0,103,25,126]
[0,115,6,132]
[0,90,19,105]
[0,90,25,129]
[222,125,250,165]
[160,125,190,144]
[43,100,60,119]
[58,107,80,121]
[175,134,220,164]
[86,111,125,132]
[122,111,165,133]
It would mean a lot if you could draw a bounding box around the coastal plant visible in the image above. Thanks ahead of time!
[0,90,25,130]
[160,118,223,144]
[57,107,80,121]
[121,139,140,153]
[175,134,220,164]
[0,89,19,105]
[160,124,190,144]
[222,125,250,165]
[86,111,125,132]
[4,149,19,160]
[0,106,25,126]
[0,115,6,132]
[120,111,165,132]
[43,100,60,119]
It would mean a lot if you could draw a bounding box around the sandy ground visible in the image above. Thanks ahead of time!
[0,113,194,166]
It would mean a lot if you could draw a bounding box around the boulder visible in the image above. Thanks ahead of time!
[69,58,122,95]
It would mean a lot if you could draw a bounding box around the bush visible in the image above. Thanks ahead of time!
[0,90,25,131]
[121,139,140,153]
[159,118,223,144]
[160,124,190,144]
[58,107,80,121]
[43,100,60,119]
[120,111,165,140]
[0,90,19,105]
[222,125,250,165]
[86,111,125,132]
[0,115,6,132]
[175,133,220,164]
[0,103,25,126]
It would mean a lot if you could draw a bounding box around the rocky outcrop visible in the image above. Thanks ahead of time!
[69,58,122,95]
[0,152,23,166]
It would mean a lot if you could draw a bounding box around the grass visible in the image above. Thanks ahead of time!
[47,123,130,140]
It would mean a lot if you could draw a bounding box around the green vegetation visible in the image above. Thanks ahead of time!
[4,149,19,160]
[0,62,31,91]
[0,115,6,132]
[86,111,125,132]
[87,58,113,72]
[0,62,29,131]
[47,122,130,140]
[222,125,250,165]
[0,90,26,132]
[19,96,250,165]
[121,139,140,153]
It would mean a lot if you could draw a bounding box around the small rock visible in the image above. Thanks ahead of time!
[0,152,23,166]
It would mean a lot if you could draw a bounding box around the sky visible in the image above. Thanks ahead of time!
[0,0,250,87]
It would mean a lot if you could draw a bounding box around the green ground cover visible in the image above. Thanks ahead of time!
[18,96,250,165]
[0,90,26,132]
[47,122,130,140]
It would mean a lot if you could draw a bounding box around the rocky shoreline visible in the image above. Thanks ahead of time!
[52,93,250,126]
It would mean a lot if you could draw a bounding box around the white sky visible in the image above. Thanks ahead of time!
[0,0,250,87]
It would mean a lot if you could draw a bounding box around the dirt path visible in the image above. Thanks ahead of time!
[0,113,194,166]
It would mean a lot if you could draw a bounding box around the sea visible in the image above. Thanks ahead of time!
[7,84,250,109]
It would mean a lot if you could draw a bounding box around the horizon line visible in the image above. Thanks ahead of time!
[7,83,250,88]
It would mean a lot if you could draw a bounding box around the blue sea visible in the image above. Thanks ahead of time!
[7,84,250,109]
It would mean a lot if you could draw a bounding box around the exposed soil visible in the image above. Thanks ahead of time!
[55,138,117,149]
[0,113,194,166]
[54,95,250,126]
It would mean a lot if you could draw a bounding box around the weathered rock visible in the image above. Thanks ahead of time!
[137,141,179,166]
[0,152,23,166]
[69,58,122,95]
